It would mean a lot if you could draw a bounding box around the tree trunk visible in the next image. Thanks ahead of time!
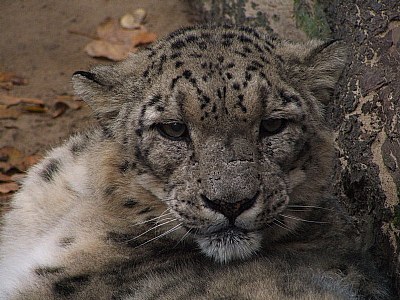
[321,0,400,294]
[190,0,400,294]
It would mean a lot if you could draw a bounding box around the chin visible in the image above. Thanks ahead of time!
[195,228,262,263]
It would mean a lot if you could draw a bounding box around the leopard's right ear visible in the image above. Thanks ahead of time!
[72,65,122,122]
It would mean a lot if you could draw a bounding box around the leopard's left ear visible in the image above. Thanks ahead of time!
[277,39,348,104]
[72,65,122,120]
[303,40,348,104]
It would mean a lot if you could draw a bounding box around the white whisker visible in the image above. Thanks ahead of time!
[287,205,335,212]
[279,214,328,224]
[133,211,174,226]
[135,224,182,248]
[126,219,177,242]
[273,218,296,235]
[174,229,192,247]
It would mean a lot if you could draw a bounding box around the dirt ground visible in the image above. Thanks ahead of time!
[0,0,193,210]
[0,0,193,155]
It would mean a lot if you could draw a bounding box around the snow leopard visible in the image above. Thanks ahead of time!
[0,25,392,299]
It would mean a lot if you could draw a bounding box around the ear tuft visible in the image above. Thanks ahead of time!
[72,71,103,85]
[72,66,122,130]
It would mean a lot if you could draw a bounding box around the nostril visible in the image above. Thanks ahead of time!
[201,194,221,213]
[201,191,259,222]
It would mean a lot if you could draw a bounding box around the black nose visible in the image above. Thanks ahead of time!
[201,191,259,223]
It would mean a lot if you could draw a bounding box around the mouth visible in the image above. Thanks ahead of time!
[194,226,262,263]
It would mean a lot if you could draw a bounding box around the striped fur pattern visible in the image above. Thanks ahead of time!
[0,25,391,299]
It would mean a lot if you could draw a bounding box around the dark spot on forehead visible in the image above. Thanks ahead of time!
[185,35,199,43]
[170,52,181,59]
[197,42,207,50]
[182,70,192,79]
[239,35,252,43]
[232,83,240,90]
[171,75,182,89]
[171,40,186,49]
[222,40,232,47]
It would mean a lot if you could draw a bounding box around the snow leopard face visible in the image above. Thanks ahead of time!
[73,25,346,262]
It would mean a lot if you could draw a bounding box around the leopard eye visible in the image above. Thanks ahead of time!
[156,122,189,140]
[260,118,288,136]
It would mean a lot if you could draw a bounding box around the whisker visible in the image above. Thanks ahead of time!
[133,210,174,226]
[279,214,328,224]
[135,224,182,249]
[272,218,297,235]
[287,205,335,212]
[174,229,192,248]
[286,208,312,212]
[126,219,177,242]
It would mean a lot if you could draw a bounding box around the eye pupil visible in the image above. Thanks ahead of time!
[156,122,188,140]
[260,118,287,136]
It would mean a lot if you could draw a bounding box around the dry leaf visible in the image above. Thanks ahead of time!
[0,106,21,119]
[52,101,69,118]
[84,17,157,61]
[0,182,19,194]
[0,174,12,182]
[0,147,24,167]
[0,94,45,108]
[0,163,10,172]
[52,96,83,118]
[85,40,132,61]
[22,105,47,113]
[131,31,157,46]
[0,82,13,91]
[10,173,26,183]
[0,72,28,87]
[19,154,41,170]
[55,95,83,110]
[120,9,147,29]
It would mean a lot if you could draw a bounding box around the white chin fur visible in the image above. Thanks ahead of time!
[196,230,261,263]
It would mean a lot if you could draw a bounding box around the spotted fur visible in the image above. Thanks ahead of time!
[0,25,392,299]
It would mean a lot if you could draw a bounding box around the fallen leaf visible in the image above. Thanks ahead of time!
[0,182,19,194]
[0,106,21,119]
[0,94,45,108]
[120,8,147,29]
[22,105,47,113]
[85,40,132,61]
[84,17,157,61]
[131,31,157,46]
[0,72,28,88]
[10,173,25,182]
[0,163,10,172]
[19,154,41,170]
[0,147,24,168]
[0,82,13,91]
[55,95,83,109]
[52,101,68,118]
[0,174,12,182]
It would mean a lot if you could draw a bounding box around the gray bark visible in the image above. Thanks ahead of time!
[321,0,400,294]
